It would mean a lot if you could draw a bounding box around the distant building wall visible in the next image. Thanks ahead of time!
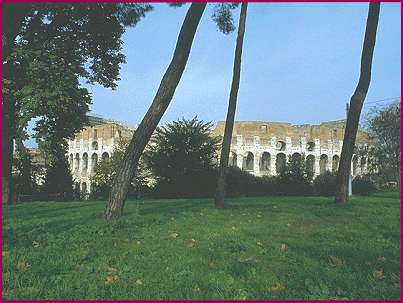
[66,117,134,194]
[211,120,372,178]
[67,118,373,193]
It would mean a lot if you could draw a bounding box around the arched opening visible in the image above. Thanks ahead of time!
[102,152,110,161]
[360,157,366,174]
[81,182,87,193]
[291,152,302,162]
[306,155,315,176]
[352,155,358,176]
[69,154,73,169]
[229,151,237,167]
[91,153,98,173]
[260,152,271,173]
[276,153,286,174]
[319,154,328,174]
[307,141,315,152]
[332,155,340,173]
[74,153,80,171]
[276,141,286,151]
[92,141,98,151]
[242,152,254,171]
[82,153,88,173]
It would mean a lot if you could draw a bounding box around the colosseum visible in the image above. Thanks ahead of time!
[67,116,371,194]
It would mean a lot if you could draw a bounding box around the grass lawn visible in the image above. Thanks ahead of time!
[2,192,400,300]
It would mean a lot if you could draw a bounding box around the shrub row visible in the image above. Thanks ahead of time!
[91,167,377,200]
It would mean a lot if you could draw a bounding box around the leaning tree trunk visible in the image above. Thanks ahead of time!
[214,3,248,208]
[335,2,380,203]
[104,3,207,219]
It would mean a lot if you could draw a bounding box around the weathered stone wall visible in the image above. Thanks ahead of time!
[211,120,371,178]
[212,120,369,145]
[67,118,372,193]
[67,119,134,193]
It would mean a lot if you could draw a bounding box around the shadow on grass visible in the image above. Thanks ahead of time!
[5,203,104,222]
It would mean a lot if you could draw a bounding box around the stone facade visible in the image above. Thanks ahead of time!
[211,120,371,178]
[67,117,371,194]
[66,116,134,193]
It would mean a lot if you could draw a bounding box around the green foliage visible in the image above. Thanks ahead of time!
[168,2,239,34]
[5,3,152,87]
[3,2,152,161]
[353,175,377,196]
[211,3,240,34]
[313,171,337,197]
[91,139,151,199]
[3,193,400,299]
[224,167,276,197]
[276,154,313,195]
[41,153,74,200]
[13,144,36,196]
[366,101,400,185]
[144,117,220,198]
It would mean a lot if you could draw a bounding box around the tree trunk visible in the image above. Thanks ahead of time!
[104,3,207,219]
[214,3,248,208]
[2,4,29,204]
[2,36,14,206]
[2,99,15,205]
[335,2,380,203]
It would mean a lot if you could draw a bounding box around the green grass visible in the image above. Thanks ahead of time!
[2,192,400,299]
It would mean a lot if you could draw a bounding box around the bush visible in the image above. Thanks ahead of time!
[276,174,314,196]
[225,167,276,197]
[314,171,337,196]
[152,168,217,198]
[145,117,220,199]
[91,182,152,200]
[353,175,377,195]
[275,154,314,196]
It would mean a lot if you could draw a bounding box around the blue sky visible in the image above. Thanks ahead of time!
[26,2,401,146]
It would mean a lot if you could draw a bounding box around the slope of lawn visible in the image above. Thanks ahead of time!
[2,192,400,299]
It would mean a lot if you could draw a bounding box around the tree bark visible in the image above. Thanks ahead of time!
[2,4,31,204]
[104,3,206,219]
[214,3,248,208]
[2,98,14,204]
[335,2,380,203]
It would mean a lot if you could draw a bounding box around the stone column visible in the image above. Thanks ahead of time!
[236,135,243,147]
[300,137,306,154]
[315,138,321,154]
[253,153,260,176]
[236,153,243,169]
[315,156,320,176]
[271,137,277,149]
[326,154,331,172]
[285,137,292,152]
